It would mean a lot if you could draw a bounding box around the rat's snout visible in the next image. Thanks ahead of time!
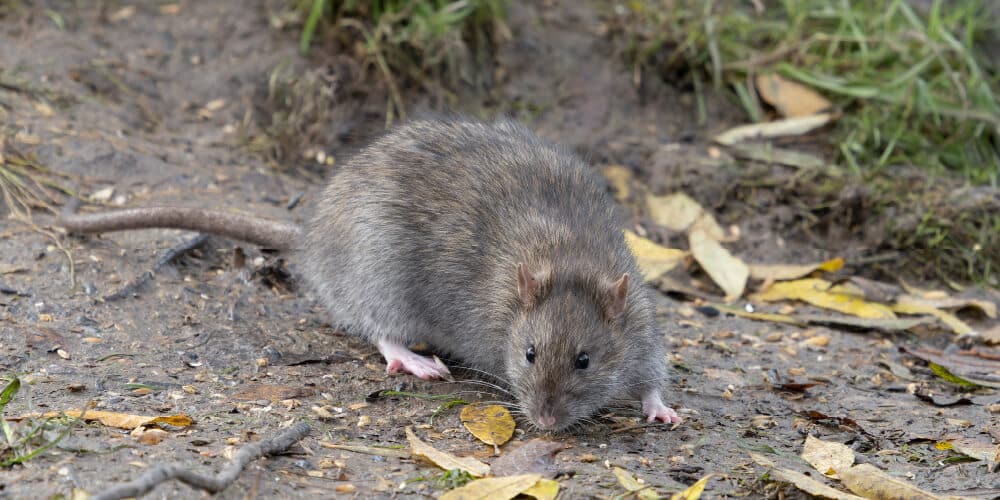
[536,414,557,429]
[530,394,567,431]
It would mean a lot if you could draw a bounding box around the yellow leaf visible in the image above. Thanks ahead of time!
[602,165,632,202]
[755,73,831,117]
[36,409,193,430]
[624,230,688,281]
[892,297,975,335]
[670,474,714,500]
[749,258,845,281]
[460,404,515,447]
[521,478,560,500]
[935,441,953,451]
[840,463,945,500]
[752,279,896,320]
[613,467,658,500]
[689,226,749,301]
[405,426,490,477]
[800,435,855,478]
[439,474,541,500]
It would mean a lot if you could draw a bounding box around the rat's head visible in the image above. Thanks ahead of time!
[506,262,635,432]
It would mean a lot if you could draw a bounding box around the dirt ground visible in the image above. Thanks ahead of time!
[1,1,999,499]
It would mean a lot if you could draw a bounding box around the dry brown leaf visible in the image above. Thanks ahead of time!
[800,435,854,478]
[755,73,831,117]
[439,474,542,500]
[460,404,515,447]
[749,258,844,282]
[405,426,490,477]
[28,410,194,430]
[624,230,688,281]
[714,113,834,145]
[689,226,749,301]
[839,464,947,500]
[769,468,865,500]
[613,467,658,500]
[490,439,566,477]
[669,474,714,500]
[318,441,410,458]
[135,428,169,445]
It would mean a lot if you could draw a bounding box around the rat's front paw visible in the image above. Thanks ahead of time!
[641,390,682,425]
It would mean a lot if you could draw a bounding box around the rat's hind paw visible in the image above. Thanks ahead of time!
[642,390,682,425]
[379,340,452,380]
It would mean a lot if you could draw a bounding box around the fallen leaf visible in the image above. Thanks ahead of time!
[689,226,749,301]
[405,426,490,477]
[798,314,932,332]
[669,474,714,500]
[624,230,688,281]
[901,346,1000,389]
[521,478,560,500]
[708,304,806,326]
[714,113,834,145]
[135,428,169,445]
[646,192,720,237]
[752,279,896,319]
[892,298,975,335]
[749,258,844,282]
[231,384,315,402]
[439,473,542,500]
[613,467,658,500]
[108,5,136,22]
[318,441,410,458]
[20,410,194,430]
[755,73,831,117]
[949,438,999,471]
[725,143,827,169]
[801,435,854,478]
[490,439,566,477]
[460,404,515,447]
[769,468,865,500]
[602,165,632,202]
[839,463,946,500]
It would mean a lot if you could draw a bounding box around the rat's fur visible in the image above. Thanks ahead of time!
[60,116,674,431]
[301,117,667,430]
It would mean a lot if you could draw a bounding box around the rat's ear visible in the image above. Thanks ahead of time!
[516,262,551,307]
[604,273,629,319]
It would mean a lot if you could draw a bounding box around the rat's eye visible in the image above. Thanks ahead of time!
[575,352,590,370]
[526,345,536,364]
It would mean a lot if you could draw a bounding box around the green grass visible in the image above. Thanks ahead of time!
[617,0,1000,184]
[294,0,508,121]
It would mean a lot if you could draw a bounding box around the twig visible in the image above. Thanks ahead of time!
[102,232,210,301]
[91,422,311,500]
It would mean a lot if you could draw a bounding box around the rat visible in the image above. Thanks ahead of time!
[59,117,681,431]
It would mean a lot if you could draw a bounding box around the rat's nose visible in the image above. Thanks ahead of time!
[536,414,557,429]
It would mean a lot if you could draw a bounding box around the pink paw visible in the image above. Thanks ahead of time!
[642,390,682,425]
[385,354,451,380]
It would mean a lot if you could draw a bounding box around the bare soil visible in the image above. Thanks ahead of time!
[1,1,998,499]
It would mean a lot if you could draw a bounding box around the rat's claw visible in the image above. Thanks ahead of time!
[379,340,452,380]
[641,389,682,425]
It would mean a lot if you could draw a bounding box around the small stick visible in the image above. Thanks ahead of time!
[103,233,210,301]
[91,422,310,500]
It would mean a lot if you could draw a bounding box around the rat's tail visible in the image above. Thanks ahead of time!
[59,200,301,250]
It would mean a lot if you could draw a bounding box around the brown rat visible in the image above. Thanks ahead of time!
[60,117,681,431]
